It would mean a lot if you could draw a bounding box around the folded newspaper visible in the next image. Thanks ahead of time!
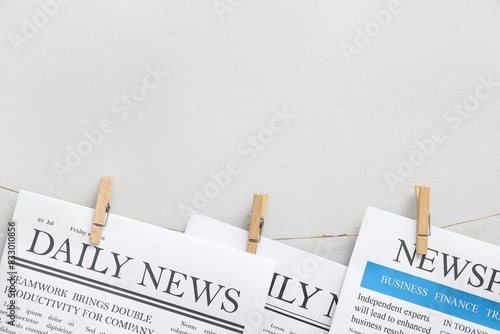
[0,191,276,334]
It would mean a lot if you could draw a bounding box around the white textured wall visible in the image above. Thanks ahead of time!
[1,0,499,265]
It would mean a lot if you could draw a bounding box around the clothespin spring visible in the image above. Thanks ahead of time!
[93,204,110,228]
[417,214,431,238]
[248,218,265,243]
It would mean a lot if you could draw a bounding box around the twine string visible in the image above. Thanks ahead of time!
[0,186,18,194]
[1,185,498,240]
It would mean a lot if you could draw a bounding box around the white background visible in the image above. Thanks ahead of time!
[1,0,499,265]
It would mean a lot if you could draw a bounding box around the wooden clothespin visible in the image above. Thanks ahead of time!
[415,185,430,255]
[247,194,269,254]
[90,176,113,245]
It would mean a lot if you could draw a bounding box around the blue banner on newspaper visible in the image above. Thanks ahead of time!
[361,262,500,331]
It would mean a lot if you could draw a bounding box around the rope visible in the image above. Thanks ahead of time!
[274,233,358,241]
[0,186,19,194]
[1,185,498,240]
